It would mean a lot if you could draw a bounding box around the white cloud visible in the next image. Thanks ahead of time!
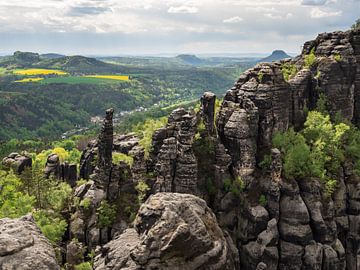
[264,13,293,19]
[310,7,342,18]
[223,16,243,23]
[301,0,327,5]
[167,5,198,13]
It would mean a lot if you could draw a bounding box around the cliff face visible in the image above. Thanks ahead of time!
[146,28,360,270]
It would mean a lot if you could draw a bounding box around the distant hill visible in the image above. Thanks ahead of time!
[175,54,204,65]
[0,51,123,73]
[41,53,65,59]
[259,50,291,63]
[42,55,120,73]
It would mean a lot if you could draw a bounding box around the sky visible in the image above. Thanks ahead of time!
[0,0,359,56]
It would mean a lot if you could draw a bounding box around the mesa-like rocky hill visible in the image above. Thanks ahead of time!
[1,27,360,270]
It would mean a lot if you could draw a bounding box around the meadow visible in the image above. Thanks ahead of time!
[84,75,129,81]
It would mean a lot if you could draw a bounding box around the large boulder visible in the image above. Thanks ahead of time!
[0,214,60,270]
[2,152,32,174]
[94,192,239,270]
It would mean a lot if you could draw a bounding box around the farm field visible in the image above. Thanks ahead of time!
[39,76,129,85]
[14,68,67,75]
[15,77,44,83]
[84,75,129,81]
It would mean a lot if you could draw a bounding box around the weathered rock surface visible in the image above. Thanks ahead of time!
[94,192,239,270]
[152,108,199,194]
[0,214,60,270]
[2,152,32,174]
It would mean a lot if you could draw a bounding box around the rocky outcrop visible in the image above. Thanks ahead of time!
[211,28,360,270]
[2,152,32,174]
[201,91,216,135]
[152,108,199,194]
[94,192,239,270]
[44,153,61,178]
[44,153,77,187]
[0,214,60,270]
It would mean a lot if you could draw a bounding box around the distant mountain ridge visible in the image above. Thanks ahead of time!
[175,54,204,65]
[259,50,291,63]
[0,51,122,73]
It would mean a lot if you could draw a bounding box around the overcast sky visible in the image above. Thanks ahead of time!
[0,0,359,56]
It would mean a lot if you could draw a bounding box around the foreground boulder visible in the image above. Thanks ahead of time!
[94,192,239,270]
[0,214,60,270]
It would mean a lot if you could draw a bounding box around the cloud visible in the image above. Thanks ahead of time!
[223,16,243,23]
[167,5,198,14]
[310,7,342,18]
[264,13,293,20]
[67,6,111,16]
[301,0,328,5]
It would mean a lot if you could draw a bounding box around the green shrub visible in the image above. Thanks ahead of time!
[80,198,91,210]
[33,210,67,244]
[281,63,298,81]
[135,181,150,204]
[96,200,117,228]
[135,117,168,159]
[304,48,316,68]
[334,54,342,62]
[112,152,134,167]
[316,92,328,114]
[259,195,267,206]
[74,262,93,270]
[0,170,35,218]
[258,71,264,83]
[223,176,244,196]
[273,110,350,196]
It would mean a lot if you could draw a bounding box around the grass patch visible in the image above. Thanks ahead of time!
[84,75,129,81]
[14,68,67,76]
[40,76,122,85]
[14,77,44,83]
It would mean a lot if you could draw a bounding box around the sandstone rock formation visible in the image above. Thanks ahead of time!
[44,153,77,187]
[0,214,60,270]
[2,152,32,174]
[152,108,199,194]
[94,192,239,270]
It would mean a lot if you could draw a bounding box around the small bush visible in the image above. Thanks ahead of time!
[79,198,91,210]
[223,176,244,196]
[281,63,298,81]
[259,195,267,206]
[74,262,93,270]
[33,210,67,244]
[258,71,264,83]
[304,48,316,68]
[96,200,117,228]
[112,152,134,167]
[135,181,150,204]
[334,54,342,62]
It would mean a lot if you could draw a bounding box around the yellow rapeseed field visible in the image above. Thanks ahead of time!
[14,77,44,83]
[14,69,67,75]
[84,75,130,81]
